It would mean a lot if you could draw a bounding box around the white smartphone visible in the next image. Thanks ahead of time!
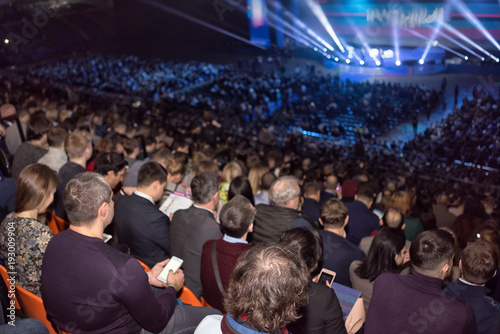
[157,256,183,283]
[318,268,336,286]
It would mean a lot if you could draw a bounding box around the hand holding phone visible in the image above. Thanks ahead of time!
[317,268,336,287]
[157,256,183,284]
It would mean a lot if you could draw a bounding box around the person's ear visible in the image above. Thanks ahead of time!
[319,218,324,227]
[458,259,462,271]
[441,262,451,279]
[401,223,406,230]
[248,223,254,233]
[344,215,349,227]
[379,219,383,226]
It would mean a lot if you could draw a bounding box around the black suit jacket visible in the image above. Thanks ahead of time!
[170,205,222,297]
[114,193,171,268]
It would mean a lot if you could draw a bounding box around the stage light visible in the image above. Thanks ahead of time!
[396,60,401,66]
[496,58,499,62]
[382,50,394,59]
[432,40,439,47]
[464,56,468,60]
[369,49,379,57]
[482,57,485,61]
[327,55,331,59]
[323,48,327,52]
[419,59,424,65]
[439,31,483,60]
[392,9,400,68]
[409,29,467,60]
[376,60,381,66]
[314,47,318,51]
[442,22,498,61]
[451,0,500,53]
[305,0,345,52]
[4,39,8,44]
[359,60,365,65]
[346,59,351,64]
[334,57,339,62]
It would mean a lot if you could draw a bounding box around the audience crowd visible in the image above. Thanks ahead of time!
[0,54,499,333]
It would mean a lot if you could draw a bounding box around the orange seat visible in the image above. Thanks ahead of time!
[178,286,203,307]
[0,264,21,310]
[14,284,58,334]
[46,210,69,235]
[135,259,151,272]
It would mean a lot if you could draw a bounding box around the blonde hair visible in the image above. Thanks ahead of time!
[248,167,268,194]
[390,192,411,216]
[222,162,242,184]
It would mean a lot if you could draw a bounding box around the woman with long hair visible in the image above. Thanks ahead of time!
[350,227,408,312]
[0,163,58,297]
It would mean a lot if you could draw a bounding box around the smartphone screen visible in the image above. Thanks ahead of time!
[318,272,335,286]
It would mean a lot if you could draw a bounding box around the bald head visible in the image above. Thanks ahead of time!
[436,193,449,206]
[0,103,16,119]
[382,208,405,229]
[324,175,338,191]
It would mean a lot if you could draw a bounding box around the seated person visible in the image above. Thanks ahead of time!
[200,195,254,311]
[444,241,499,334]
[0,164,57,297]
[114,162,170,268]
[195,243,310,334]
[366,229,477,334]
[350,227,409,312]
[41,172,218,333]
[281,227,347,334]
[319,198,365,287]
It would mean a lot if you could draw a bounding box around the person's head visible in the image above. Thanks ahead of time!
[65,130,92,160]
[355,181,376,207]
[460,241,498,285]
[15,163,58,214]
[219,195,255,239]
[382,208,405,229]
[355,228,407,282]
[46,125,68,149]
[269,176,301,210]
[64,172,113,227]
[166,157,185,184]
[260,172,277,192]
[280,227,323,275]
[419,212,437,231]
[228,176,255,206]
[303,182,320,202]
[0,103,16,119]
[197,160,220,175]
[27,113,52,142]
[319,198,348,229]
[476,222,500,267]
[224,244,309,333]
[137,162,167,202]
[191,171,219,206]
[391,191,412,216]
[483,196,498,215]
[122,137,139,158]
[410,229,455,279]
[222,161,242,184]
[151,147,171,169]
[436,193,449,206]
[324,174,338,191]
[192,151,209,174]
[94,152,128,189]
[248,167,268,195]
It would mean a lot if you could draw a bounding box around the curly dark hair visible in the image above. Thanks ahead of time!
[224,243,310,333]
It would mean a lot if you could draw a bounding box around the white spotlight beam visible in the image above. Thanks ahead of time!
[392,11,400,64]
[409,29,467,59]
[442,22,498,60]
[439,30,483,60]
[141,0,266,49]
[420,21,443,63]
[305,0,345,52]
[452,0,500,52]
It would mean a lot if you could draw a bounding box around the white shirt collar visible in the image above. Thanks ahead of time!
[133,190,154,205]
[223,234,248,244]
[458,277,483,287]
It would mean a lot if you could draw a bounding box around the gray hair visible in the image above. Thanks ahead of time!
[269,176,300,207]
[64,172,112,226]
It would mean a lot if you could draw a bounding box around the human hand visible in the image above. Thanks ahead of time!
[0,124,5,137]
[166,267,185,292]
[148,258,170,288]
